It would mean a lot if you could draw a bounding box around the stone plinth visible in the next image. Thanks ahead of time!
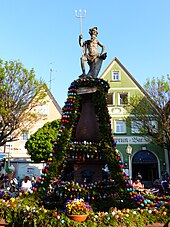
[76,90,100,143]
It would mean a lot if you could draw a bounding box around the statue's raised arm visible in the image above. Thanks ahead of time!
[79,34,83,47]
[79,27,107,78]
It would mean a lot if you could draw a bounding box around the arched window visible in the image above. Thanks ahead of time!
[133,151,157,164]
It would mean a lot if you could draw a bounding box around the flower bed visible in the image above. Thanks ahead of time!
[0,194,169,227]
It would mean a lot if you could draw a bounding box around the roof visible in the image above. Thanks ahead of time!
[0,153,7,160]
[39,83,62,115]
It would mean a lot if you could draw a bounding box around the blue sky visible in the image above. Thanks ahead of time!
[1,0,170,107]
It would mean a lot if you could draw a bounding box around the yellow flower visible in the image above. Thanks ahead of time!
[13,204,17,208]
[44,209,47,213]
[10,198,15,203]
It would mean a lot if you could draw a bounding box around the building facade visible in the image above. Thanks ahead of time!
[0,90,62,179]
[100,57,167,187]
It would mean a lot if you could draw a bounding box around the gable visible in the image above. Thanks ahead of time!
[100,57,147,97]
[100,57,158,116]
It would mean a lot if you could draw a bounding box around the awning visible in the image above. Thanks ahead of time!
[0,153,7,160]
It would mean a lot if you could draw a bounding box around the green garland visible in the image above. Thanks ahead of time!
[34,77,133,211]
[44,77,126,181]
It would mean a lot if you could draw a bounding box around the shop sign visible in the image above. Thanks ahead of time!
[115,136,150,144]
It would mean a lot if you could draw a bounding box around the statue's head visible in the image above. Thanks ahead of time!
[89,27,98,36]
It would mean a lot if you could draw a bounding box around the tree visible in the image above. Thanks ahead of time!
[0,59,47,146]
[127,75,170,169]
[25,120,60,162]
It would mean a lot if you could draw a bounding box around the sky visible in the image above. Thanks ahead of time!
[1,0,170,108]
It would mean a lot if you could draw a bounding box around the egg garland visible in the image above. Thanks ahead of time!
[35,77,125,183]
[29,77,169,217]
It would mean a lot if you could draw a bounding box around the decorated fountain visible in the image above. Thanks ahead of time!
[0,25,169,226]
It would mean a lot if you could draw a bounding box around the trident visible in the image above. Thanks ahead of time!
[75,9,86,35]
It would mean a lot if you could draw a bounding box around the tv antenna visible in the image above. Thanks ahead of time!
[49,62,56,91]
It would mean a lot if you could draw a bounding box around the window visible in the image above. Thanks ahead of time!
[37,104,48,116]
[115,120,126,133]
[112,71,120,81]
[106,93,114,105]
[148,121,158,133]
[131,120,158,134]
[118,93,128,105]
[22,130,29,140]
[131,121,143,134]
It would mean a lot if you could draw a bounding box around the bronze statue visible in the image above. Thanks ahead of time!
[79,27,107,78]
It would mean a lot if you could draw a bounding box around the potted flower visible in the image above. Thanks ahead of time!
[65,198,92,222]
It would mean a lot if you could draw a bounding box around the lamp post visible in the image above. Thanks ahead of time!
[126,144,132,183]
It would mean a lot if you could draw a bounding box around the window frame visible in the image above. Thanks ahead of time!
[148,120,158,133]
[22,130,29,140]
[118,92,129,106]
[37,104,49,116]
[131,121,143,134]
[114,120,126,134]
[106,92,114,105]
[112,71,120,81]
[131,120,158,134]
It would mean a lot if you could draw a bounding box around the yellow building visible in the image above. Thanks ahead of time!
[0,90,61,179]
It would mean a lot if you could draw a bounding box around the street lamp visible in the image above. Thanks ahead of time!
[126,144,132,183]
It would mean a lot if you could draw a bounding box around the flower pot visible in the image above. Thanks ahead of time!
[67,214,88,222]
[0,219,10,226]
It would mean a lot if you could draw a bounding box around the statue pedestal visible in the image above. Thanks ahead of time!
[69,86,107,184]
[76,88,100,142]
